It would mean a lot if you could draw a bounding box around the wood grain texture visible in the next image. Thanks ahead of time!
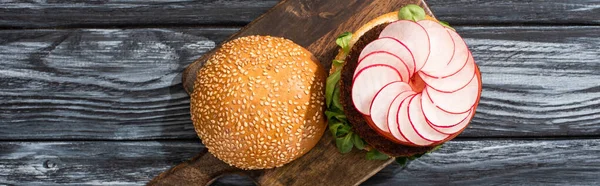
[0,141,204,185]
[463,26,600,137]
[365,139,600,186]
[0,28,236,140]
[1,139,599,185]
[0,0,278,28]
[1,26,598,140]
[1,0,599,28]
[1,0,597,185]
[427,0,600,25]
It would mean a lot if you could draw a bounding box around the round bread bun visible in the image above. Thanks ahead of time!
[190,35,327,170]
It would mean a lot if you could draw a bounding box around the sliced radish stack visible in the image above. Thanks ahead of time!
[419,53,476,93]
[407,94,449,142]
[352,64,402,115]
[417,20,455,74]
[379,20,430,71]
[350,17,480,147]
[421,29,470,78]
[370,81,412,132]
[358,37,416,76]
[421,88,471,127]
[426,74,480,114]
[354,51,410,81]
[387,91,415,143]
[395,94,433,146]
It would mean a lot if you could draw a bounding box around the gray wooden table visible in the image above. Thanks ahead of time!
[1,0,599,185]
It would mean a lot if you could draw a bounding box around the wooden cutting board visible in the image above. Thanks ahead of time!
[149,0,434,185]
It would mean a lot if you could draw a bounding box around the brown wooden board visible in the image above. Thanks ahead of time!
[152,0,434,185]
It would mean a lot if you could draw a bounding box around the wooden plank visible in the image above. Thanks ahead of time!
[0,0,278,28]
[462,26,600,137]
[1,139,599,185]
[365,139,600,185]
[0,28,237,140]
[1,26,599,140]
[1,0,598,28]
[427,0,600,25]
[0,141,205,185]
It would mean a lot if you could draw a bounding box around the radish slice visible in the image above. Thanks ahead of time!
[418,20,455,74]
[396,94,433,146]
[352,65,402,115]
[429,109,474,135]
[359,37,416,76]
[421,29,469,78]
[421,88,471,127]
[419,53,476,93]
[408,94,449,142]
[370,81,412,132]
[426,74,480,114]
[354,51,410,81]
[379,20,430,71]
[387,91,415,143]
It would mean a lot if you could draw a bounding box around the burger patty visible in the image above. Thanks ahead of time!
[339,23,435,157]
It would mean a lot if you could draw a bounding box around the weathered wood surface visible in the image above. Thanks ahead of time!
[0,28,236,140]
[0,0,278,28]
[1,139,599,185]
[1,26,599,140]
[463,26,600,137]
[366,139,600,186]
[0,141,204,185]
[1,0,599,185]
[1,0,599,28]
[428,0,600,25]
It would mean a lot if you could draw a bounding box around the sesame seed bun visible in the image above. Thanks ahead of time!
[190,35,327,170]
